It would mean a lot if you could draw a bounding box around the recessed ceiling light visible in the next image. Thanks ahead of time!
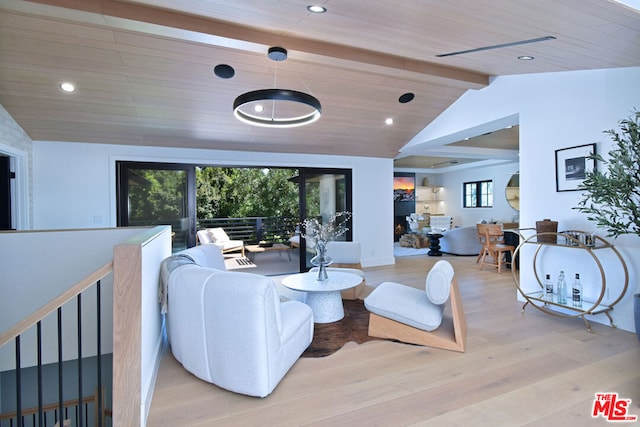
[385,118,394,125]
[59,82,76,93]
[254,105,264,113]
[518,55,535,61]
[307,5,327,13]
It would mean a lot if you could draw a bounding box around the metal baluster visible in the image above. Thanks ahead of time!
[77,294,83,426]
[57,308,63,427]
[96,280,103,427]
[37,321,43,427]
[15,336,22,427]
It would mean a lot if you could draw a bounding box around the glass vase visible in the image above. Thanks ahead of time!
[310,240,333,281]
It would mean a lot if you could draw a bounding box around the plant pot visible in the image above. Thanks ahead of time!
[635,293,640,342]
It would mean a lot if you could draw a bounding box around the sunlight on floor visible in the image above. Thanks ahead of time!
[223,249,301,276]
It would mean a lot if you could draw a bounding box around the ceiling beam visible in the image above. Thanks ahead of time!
[15,0,490,89]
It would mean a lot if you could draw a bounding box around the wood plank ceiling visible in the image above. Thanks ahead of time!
[0,0,639,167]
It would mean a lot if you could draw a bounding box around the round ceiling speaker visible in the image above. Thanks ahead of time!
[399,92,415,103]
[214,64,235,79]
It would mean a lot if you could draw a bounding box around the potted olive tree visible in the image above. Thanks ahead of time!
[575,109,639,339]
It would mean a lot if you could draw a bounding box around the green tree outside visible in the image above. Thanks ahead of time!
[128,167,299,222]
[196,167,299,219]
[128,169,187,222]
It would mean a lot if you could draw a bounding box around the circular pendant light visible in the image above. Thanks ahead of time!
[233,47,322,128]
[233,89,322,128]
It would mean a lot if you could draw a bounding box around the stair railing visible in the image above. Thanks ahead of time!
[0,263,112,427]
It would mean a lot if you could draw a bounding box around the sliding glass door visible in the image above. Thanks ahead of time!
[298,168,352,271]
[116,162,196,251]
[116,162,352,265]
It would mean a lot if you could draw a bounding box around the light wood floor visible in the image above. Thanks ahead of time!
[147,254,640,426]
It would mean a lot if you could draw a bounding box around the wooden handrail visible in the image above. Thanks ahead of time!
[0,261,113,348]
[0,387,110,422]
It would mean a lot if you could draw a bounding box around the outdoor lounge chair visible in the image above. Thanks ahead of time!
[196,227,245,257]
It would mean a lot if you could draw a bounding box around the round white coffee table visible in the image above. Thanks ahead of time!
[281,271,363,323]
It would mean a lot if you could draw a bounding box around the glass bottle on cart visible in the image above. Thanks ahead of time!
[544,274,553,300]
[557,270,567,304]
[572,273,583,307]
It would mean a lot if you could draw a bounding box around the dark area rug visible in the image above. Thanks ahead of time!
[301,299,377,358]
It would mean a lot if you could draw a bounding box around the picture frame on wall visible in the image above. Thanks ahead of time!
[555,143,596,192]
[393,176,415,201]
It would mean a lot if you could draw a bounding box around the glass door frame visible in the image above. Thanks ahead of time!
[297,168,352,272]
[116,161,197,249]
[115,162,352,269]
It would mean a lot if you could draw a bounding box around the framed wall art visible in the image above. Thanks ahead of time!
[555,143,596,192]
[393,175,415,201]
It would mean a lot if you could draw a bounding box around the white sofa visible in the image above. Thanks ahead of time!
[161,245,314,397]
[439,226,482,256]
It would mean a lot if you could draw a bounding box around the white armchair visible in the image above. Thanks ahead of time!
[165,246,314,397]
[196,227,245,256]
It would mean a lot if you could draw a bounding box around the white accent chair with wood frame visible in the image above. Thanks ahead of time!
[364,260,467,352]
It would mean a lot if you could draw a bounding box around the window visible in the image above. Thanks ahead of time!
[463,180,493,208]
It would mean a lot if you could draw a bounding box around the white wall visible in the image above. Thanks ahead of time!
[0,227,146,370]
[405,66,640,332]
[438,162,520,227]
[32,142,395,267]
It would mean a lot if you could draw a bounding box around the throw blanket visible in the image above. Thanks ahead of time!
[159,253,196,314]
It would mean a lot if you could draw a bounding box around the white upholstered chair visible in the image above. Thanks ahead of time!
[364,260,467,352]
[309,241,366,300]
[196,227,245,256]
[166,246,314,397]
[428,215,453,232]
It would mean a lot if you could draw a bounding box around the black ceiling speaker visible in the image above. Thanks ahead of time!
[214,64,235,79]
[399,93,415,103]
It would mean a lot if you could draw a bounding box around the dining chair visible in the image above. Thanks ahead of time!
[478,224,514,273]
[475,224,488,264]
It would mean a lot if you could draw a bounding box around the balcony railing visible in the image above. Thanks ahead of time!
[197,216,299,244]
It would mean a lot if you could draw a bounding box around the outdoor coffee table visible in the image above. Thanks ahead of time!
[281,271,363,323]
[244,243,292,261]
